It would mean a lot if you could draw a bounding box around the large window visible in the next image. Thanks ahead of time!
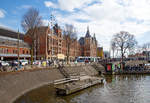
[13,50,15,54]
[7,49,9,54]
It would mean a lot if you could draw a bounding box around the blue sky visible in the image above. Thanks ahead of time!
[0,0,150,51]
[0,0,51,31]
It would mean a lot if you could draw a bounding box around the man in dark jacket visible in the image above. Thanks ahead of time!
[0,62,2,71]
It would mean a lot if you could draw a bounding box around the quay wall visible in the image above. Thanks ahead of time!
[0,64,103,103]
[0,69,64,103]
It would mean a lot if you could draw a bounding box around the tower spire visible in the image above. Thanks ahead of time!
[93,33,96,39]
[85,26,91,37]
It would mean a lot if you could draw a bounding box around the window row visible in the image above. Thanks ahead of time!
[0,48,30,54]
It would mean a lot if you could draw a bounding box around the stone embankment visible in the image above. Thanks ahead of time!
[63,65,98,76]
[0,69,63,103]
[0,64,104,103]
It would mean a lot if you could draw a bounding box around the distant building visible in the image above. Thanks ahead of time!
[97,47,104,59]
[79,26,97,57]
[0,27,31,60]
[0,25,100,61]
[128,51,150,60]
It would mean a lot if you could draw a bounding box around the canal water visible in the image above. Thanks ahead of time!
[14,75,150,103]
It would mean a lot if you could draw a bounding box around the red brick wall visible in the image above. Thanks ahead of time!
[84,38,97,57]
[0,46,30,55]
[24,35,32,46]
[24,26,98,60]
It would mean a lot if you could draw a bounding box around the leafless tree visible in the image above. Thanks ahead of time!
[21,8,42,64]
[63,24,77,63]
[111,31,137,62]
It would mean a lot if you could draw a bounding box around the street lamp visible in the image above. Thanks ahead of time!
[17,29,20,68]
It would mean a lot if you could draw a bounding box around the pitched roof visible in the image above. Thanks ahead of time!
[0,26,24,40]
[0,37,30,48]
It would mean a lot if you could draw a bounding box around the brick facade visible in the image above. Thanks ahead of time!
[24,24,80,60]
[0,25,98,61]
[62,38,81,59]
[24,25,97,60]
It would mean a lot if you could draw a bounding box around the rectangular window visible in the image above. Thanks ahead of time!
[13,50,15,54]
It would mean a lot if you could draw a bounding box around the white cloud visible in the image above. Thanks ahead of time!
[44,1,57,8]
[44,0,99,12]
[57,0,96,12]
[0,9,6,18]
[44,0,150,50]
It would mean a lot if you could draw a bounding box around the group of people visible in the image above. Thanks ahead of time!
[0,61,22,72]
[0,62,2,69]
[106,62,150,73]
[124,65,147,72]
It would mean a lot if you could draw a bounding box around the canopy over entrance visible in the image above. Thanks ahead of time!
[57,54,65,60]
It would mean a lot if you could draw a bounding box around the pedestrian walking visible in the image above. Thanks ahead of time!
[0,62,2,68]
[48,60,51,66]
[0,62,2,71]
[11,61,14,70]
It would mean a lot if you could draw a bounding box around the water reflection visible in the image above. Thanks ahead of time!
[14,75,150,103]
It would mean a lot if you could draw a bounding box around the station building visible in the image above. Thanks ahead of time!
[0,27,31,60]
[0,24,98,61]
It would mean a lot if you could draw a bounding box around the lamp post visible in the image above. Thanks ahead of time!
[17,29,20,68]
[50,13,55,59]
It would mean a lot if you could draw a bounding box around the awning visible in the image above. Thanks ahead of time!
[57,54,65,59]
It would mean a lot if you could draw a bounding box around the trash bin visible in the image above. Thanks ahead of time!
[42,61,46,67]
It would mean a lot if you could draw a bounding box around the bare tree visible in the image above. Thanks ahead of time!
[111,31,137,62]
[63,24,77,63]
[21,8,42,64]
